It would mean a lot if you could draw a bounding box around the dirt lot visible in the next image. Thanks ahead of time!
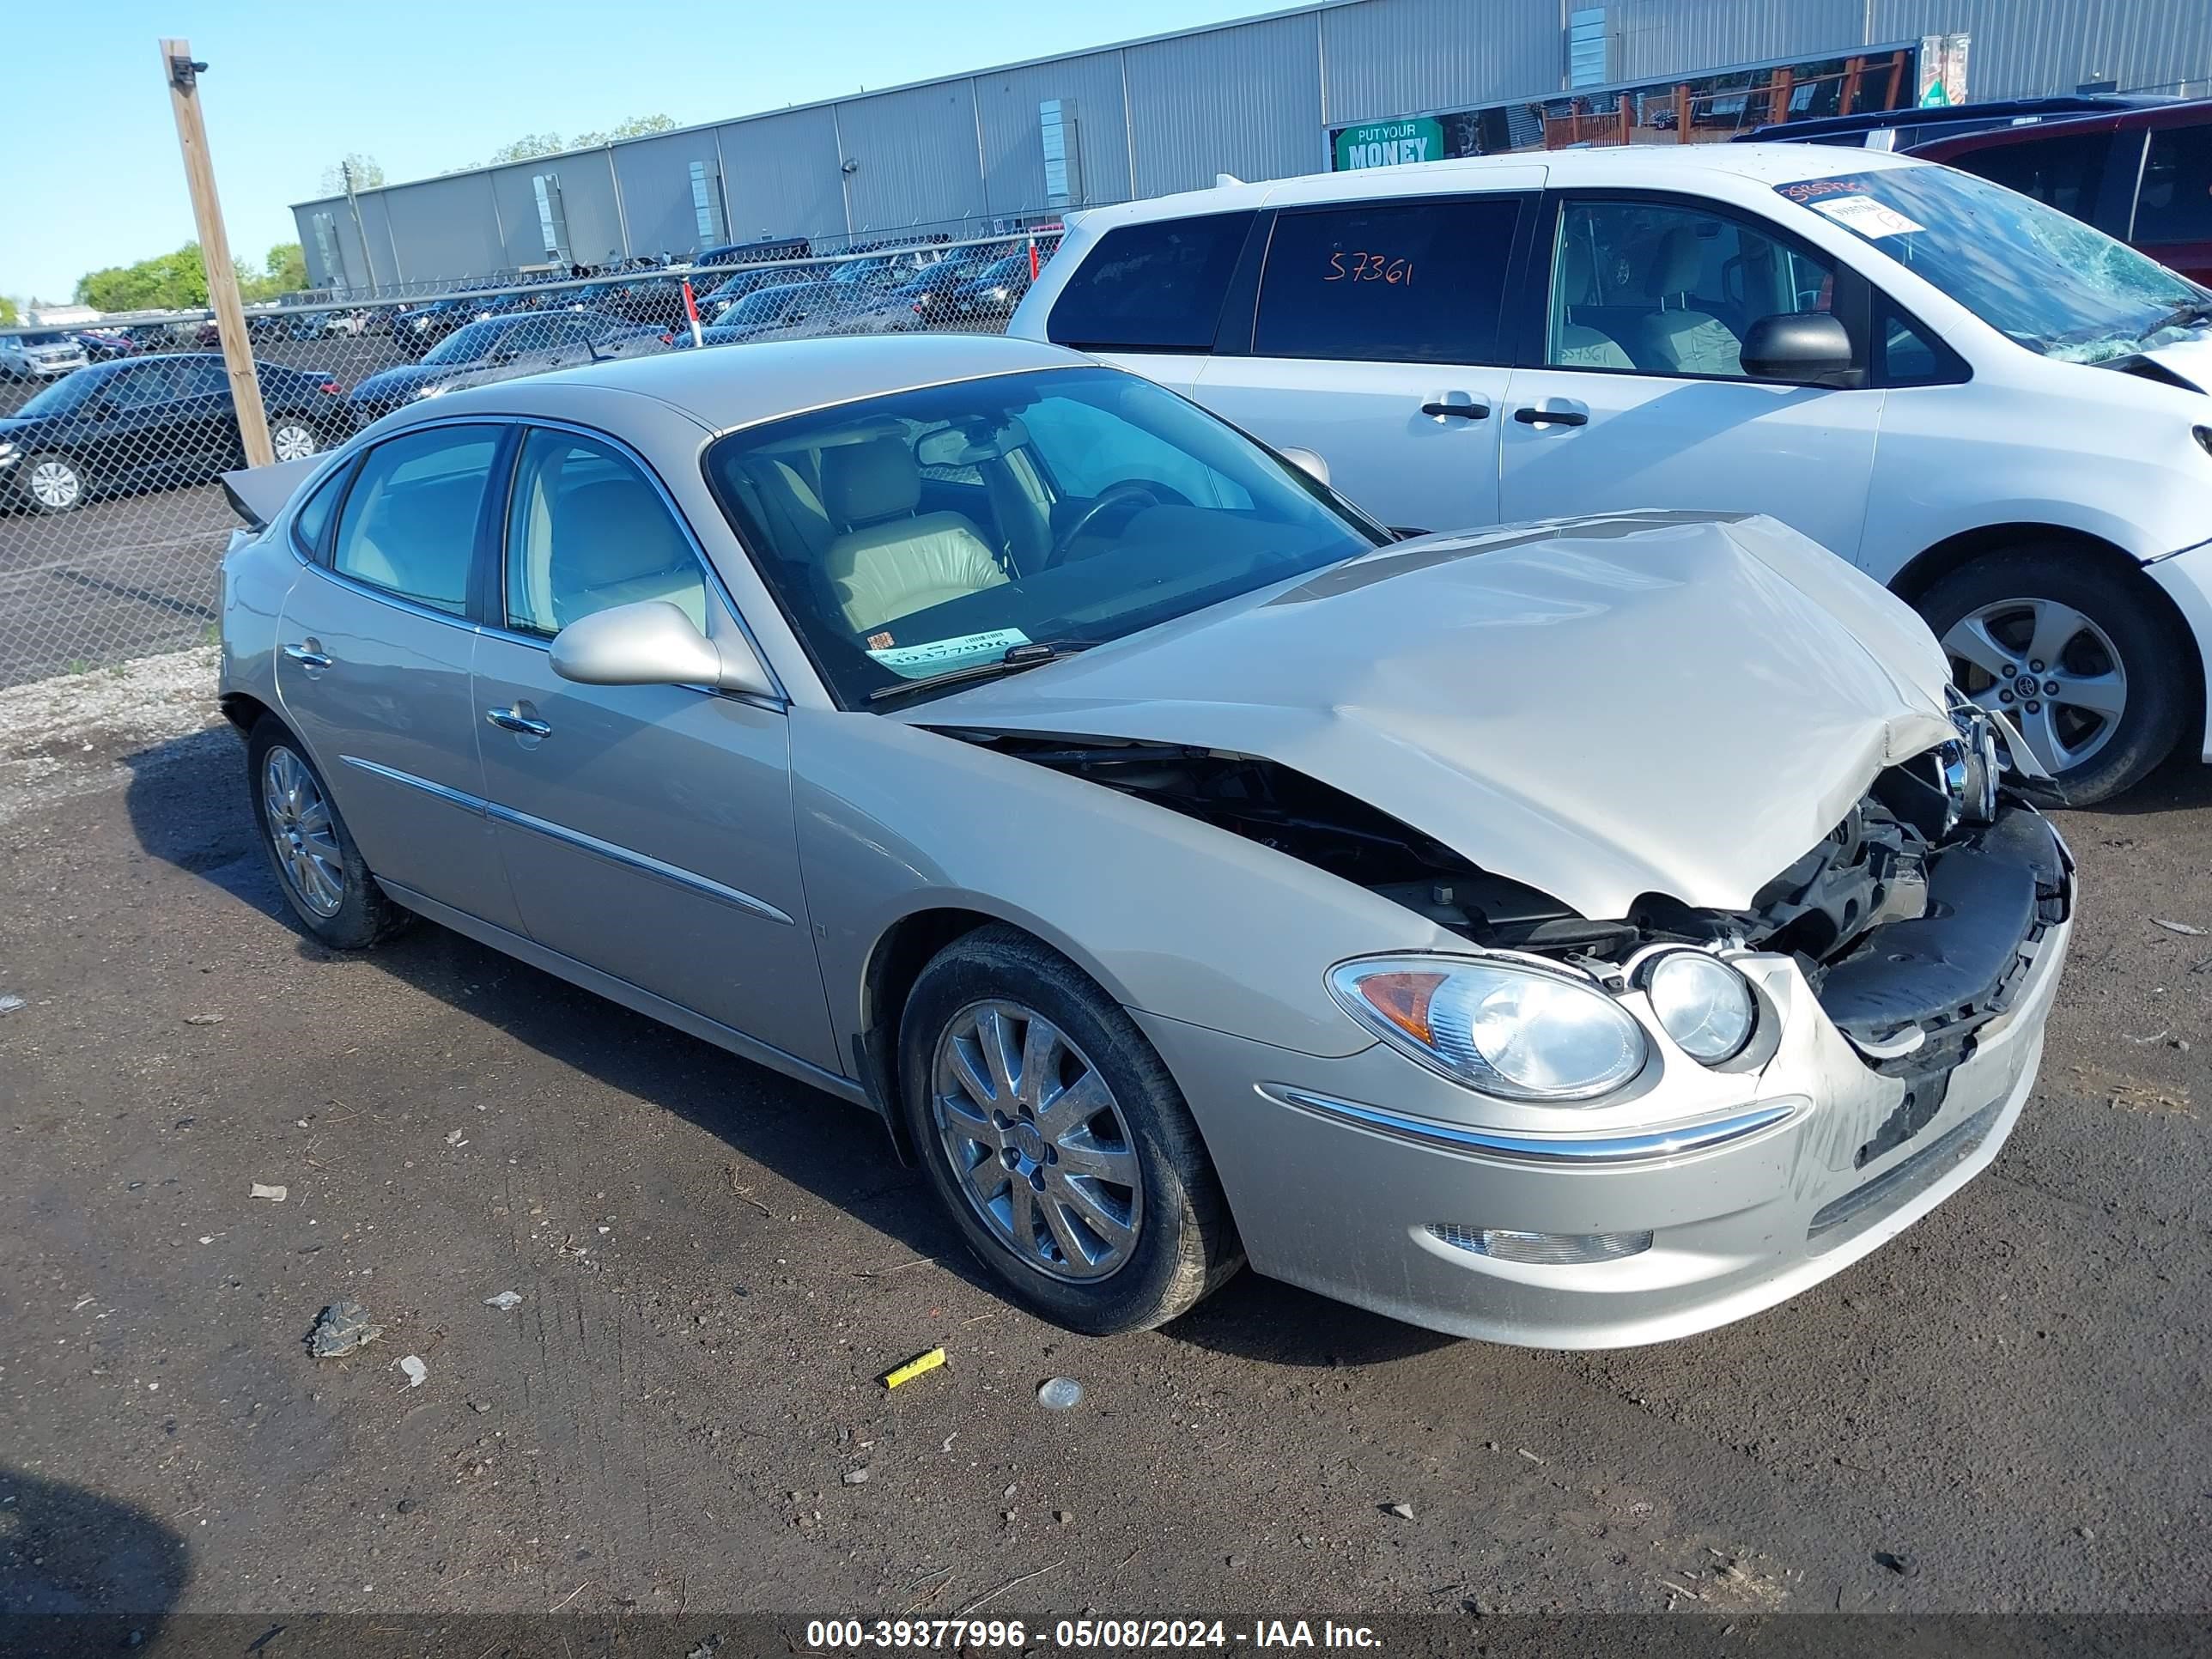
[2,672,2208,1634]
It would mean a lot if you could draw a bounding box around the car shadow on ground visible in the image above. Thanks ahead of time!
[121,730,1450,1369]
[0,1465,188,1640]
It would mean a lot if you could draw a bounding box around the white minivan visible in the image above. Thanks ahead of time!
[1010,144,2212,802]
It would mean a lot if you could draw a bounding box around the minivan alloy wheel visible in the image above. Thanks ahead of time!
[1940,596,2126,775]
[262,744,345,917]
[931,1000,1144,1280]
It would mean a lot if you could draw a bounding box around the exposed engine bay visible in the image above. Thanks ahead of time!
[950,713,2071,1072]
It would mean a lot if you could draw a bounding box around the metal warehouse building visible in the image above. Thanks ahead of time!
[293,0,2212,293]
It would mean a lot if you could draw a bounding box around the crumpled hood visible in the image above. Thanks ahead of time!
[912,511,1957,918]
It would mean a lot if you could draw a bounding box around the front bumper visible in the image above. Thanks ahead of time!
[1135,814,2075,1349]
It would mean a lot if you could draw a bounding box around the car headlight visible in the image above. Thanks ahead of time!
[0,441,16,459]
[1638,950,1757,1064]
[1328,956,1648,1103]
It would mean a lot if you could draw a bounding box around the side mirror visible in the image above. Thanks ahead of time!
[550,600,775,697]
[1279,446,1331,488]
[1741,313,1856,386]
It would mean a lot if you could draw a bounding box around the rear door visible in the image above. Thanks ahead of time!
[1192,191,1531,535]
[1497,192,1882,563]
[1038,210,1258,398]
[2130,118,2212,286]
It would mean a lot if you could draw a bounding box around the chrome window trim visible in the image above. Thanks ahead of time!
[1255,1083,1803,1165]
[338,755,794,927]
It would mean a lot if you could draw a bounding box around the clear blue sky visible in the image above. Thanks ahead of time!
[2,0,1284,307]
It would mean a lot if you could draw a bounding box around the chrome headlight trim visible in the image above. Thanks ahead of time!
[1635,947,1758,1066]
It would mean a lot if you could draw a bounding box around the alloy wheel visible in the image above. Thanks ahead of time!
[931,1000,1143,1281]
[270,422,319,462]
[27,459,81,510]
[262,745,345,917]
[1940,596,2127,775]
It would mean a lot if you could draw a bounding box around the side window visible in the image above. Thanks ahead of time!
[1045,211,1255,353]
[1956,132,2114,220]
[330,426,499,616]
[180,357,234,398]
[1547,200,1839,380]
[1252,197,1522,365]
[103,361,187,410]
[503,429,708,636]
[291,459,352,559]
[1876,305,1956,386]
[2136,124,2212,245]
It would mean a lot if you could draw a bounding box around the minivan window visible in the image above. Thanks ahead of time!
[1949,131,2114,220]
[330,427,499,616]
[1045,212,1255,353]
[2136,123,2212,246]
[1253,198,1522,365]
[1776,167,2207,365]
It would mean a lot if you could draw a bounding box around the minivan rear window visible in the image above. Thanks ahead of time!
[1046,212,1255,354]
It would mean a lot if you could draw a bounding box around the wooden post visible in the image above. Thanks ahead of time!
[1885,49,1907,111]
[1618,94,1633,146]
[1674,82,1692,142]
[1769,67,1795,128]
[1840,56,1865,118]
[159,38,272,468]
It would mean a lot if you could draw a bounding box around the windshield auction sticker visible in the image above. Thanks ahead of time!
[1806,194,1925,238]
[866,626,1030,679]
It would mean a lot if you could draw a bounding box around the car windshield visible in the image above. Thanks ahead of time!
[1775,164,2210,364]
[704,364,1389,708]
[421,319,508,366]
[12,367,109,418]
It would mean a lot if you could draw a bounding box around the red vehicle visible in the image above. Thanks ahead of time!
[1909,100,2212,286]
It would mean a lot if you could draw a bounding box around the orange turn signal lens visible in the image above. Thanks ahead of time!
[1356,971,1448,1045]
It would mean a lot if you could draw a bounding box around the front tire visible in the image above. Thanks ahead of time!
[899,925,1242,1334]
[246,717,410,949]
[21,453,87,514]
[1918,547,2191,804]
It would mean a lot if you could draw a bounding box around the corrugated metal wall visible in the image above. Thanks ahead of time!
[1609,0,1866,85]
[1319,0,1559,126]
[611,130,727,262]
[718,106,848,246]
[1871,0,2212,100]
[975,50,1132,215]
[835,80,990,235]
[1125,13,1325,197]
[379,173,505,286]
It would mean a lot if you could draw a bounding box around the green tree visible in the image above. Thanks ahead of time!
[249,243,308,299]
[318,152,386,196]
[573,112,679,146]
[0,296,17,326]
[488,131,567,164]
[75,245,210,313]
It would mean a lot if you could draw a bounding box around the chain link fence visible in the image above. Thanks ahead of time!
[0,230,1054,690]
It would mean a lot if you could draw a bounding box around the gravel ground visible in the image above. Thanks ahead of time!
[1,684,2207,1632]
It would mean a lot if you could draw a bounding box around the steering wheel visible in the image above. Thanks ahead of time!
[1045,480,1188,567]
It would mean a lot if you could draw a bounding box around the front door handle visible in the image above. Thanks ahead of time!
[485,706,552,738]
[1512,405,1589,428]
[1419,399,1489,421]
[282,641,332,672]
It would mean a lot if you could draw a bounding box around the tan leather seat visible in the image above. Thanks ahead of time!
[547,478,705,631]
[819,437,1006,635]
[1552,238,1634,371]
[1638,227,1742,376]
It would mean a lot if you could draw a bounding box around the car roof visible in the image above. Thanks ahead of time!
[1742,94,2177,143]
[418,332,1088,431]
[1071,142,1923,230]
[1910,95,2212,155]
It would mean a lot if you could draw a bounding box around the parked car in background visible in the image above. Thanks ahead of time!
[950,253,1036,320]
[864,251,1006,331]
[1906,100,2212,285]
[73,329,140,362]
[0,331,91,381]
[0,353,345,513]
[1738,93,2176,154]
[347,310,665,420]
[702,281,842,338]
[1013,143,2212,802]
[217,335,2073,1344]
[390,295,484,356]
[697,265,821,316]
[694,235,811,270]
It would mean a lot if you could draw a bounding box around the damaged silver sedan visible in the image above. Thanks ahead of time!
[218,336,2074,1346]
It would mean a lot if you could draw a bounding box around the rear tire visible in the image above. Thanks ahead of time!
[1917,547,2191,805]
[899,925,1242,1334]
[246,716,411,950]
[269,418,323,462]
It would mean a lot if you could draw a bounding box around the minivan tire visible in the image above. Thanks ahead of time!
[246,716,412,951]
[899,925,1243,1334]
[1917,548,2190,805]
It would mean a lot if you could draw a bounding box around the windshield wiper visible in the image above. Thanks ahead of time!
[866,641,1093,704]
[2139,296,2212,342]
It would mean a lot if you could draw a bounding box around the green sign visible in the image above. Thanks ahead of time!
[1334,117,1445,172]
[1919,80,1950,108]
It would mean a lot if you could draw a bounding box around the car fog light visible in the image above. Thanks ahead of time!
[1426,1224,1653,1265]
[1642,951,1757,1064]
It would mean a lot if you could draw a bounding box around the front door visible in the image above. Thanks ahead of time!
[1498,196,1882,562]
[471,425,839,1073]
[1194,192,1530,535]
[274,421,520,931]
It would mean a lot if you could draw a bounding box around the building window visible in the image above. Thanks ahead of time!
[690,160,726,247]
[1568,8,1613,91]
[533,173,570,264]
[1041,100,1082,209]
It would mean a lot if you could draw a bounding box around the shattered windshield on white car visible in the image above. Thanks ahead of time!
[1776,166,2212,365]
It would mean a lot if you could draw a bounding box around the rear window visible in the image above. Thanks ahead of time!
[1046,211,1255,353]
[1253,197,1522,365]
[2136,122,2212,246]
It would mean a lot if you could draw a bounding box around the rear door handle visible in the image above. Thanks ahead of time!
[1513,406,1589,428]
[282,641,332,671]
[485,706,552,738]
[1419,398,1489,421]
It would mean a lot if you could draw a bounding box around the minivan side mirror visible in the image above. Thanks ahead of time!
[1741,313,1857,386]
[550,600,775,698]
